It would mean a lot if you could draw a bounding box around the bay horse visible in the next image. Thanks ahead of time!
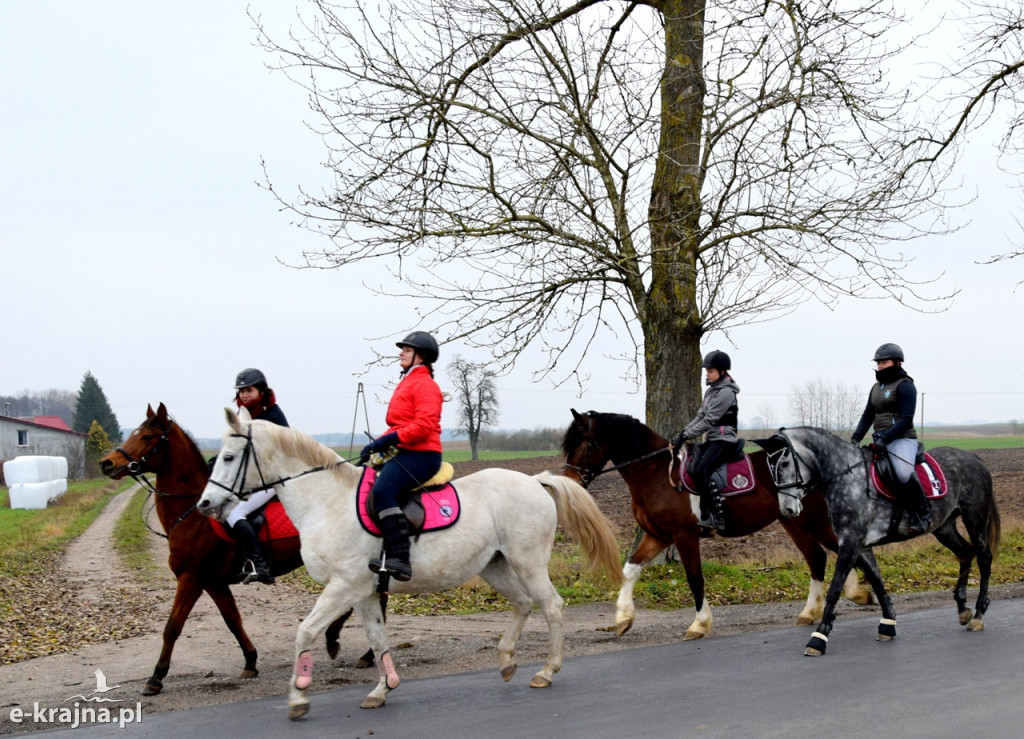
[561,410,875,640]
[755,426,1000,655]
[197,407,623,718]
[99,403,371,695]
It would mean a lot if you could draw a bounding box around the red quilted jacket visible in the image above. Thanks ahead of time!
[384,365,443,452]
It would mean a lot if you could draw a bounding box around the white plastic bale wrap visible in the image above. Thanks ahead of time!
[4,456,70,509]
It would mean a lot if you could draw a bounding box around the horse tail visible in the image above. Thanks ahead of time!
[534,471,623,588]
[987,491,1002,558]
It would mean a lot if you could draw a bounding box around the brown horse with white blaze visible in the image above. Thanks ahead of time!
[562,410,876,639]
[99,403,369,695]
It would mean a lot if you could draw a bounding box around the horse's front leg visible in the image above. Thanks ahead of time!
[671,532,711,640]
[289,580,361,720]
[616,532,669,636]
[204,584,259,678]
[144,575,204,695]
[852,549,897,642]
[806,544,864,657]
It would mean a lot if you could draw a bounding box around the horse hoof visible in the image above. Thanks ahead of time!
[530,675,552,689]
[967,618,984,632]
[959,610,972,626]
[683,629,706,641]
[500,663,518,682]
[616,621,633,637]
[796,616,814,627]
[805,632,828,655]
[288,702,310,720]
[141,681,162,696]
[240,668,258,679]
[327,644,340,661]
[361,696,386,709]
[877,618,896,641]
[355,656,375,669]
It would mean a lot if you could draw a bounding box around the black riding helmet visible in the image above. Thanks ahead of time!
[701,350,731,372]
[235,367,268,391]
[872,343,904,363]
[396,331,439,364]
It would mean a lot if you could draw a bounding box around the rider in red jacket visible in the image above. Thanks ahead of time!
[360,331,444,581]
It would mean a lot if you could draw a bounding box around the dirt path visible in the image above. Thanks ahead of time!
[3,449,1023,733]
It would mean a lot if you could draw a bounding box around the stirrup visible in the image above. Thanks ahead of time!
[240,559,274,585]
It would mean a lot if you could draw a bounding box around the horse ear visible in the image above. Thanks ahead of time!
[571,408,583,422]
[237,405,253,423]
[156,402,168,422]
[225,406,243,432]
[146,404,155,419]
[751,435,784,452]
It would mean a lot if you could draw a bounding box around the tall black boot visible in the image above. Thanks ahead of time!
[368,514,412,582]
[699,481,726,531]
[231,519,275,585]
[904,474,932,535]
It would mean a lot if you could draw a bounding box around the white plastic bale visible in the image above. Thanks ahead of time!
[2,455,70,485]
[8,482,51,510]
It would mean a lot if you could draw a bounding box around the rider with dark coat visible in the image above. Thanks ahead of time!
[851,343,931,534]
[228,367,289,584]
[672,350,739,531]
[360,331,444,582]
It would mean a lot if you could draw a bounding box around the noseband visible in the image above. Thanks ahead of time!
[764,432,812,502]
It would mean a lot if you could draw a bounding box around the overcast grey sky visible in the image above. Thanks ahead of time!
[2,1,1021,440]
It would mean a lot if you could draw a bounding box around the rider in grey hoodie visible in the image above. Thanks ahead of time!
[672,350,740,530]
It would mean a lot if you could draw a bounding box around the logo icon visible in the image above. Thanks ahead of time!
[63,669,124,704]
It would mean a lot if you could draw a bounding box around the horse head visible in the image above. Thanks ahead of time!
[99,402,176,478]
[561,409,611,485]
[752,430,815,518]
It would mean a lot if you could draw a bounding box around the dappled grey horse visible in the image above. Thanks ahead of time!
[756,427,1000,656]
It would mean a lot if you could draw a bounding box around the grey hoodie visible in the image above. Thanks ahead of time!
[683,374,740,443]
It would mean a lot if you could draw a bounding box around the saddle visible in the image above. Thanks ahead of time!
[676,439,756,496]
[209,499,299,543]
[358,464,461,537]
[870,447,948,501]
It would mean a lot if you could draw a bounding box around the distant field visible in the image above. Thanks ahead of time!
[442,449,561,463]
[922,436,1024,450]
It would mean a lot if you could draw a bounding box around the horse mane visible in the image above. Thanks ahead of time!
[258,422,345,475]
[561,411,661,459]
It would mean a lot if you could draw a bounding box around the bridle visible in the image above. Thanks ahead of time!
[562,415,671,488]
[205,424,354,502]
[763,429,867,502]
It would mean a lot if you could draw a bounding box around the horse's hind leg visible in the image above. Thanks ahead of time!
[327,593,387,666]
[144,576,205,695]
[616,533,668,636]
[483,556,565,688]
[931,522,991,630]
[205,584,259,678]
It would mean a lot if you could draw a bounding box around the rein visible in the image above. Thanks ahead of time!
[206,427,360,501]
[767,429,867,500]
[114,418,203,538]
[565,442,670,487]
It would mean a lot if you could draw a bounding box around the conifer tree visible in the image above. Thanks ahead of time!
[85,420,113,477]
[73,371,121,443]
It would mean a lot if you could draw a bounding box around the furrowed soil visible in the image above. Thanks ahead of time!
[2,449,1022,733]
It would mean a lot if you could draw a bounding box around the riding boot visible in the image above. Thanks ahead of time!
[904,474,932,535]
[368,513,413,582]
[231,519,275,585]
[699,482,726,531]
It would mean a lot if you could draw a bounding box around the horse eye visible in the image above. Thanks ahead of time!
[223,454,234,463]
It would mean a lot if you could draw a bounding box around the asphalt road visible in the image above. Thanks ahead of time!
[42,598,1024,738]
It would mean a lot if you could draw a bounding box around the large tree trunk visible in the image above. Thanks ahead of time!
[644,0,707,437]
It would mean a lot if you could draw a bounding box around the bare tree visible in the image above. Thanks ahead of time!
[787,377,863,433]
[447,355,500,460]
[258,0,953,433]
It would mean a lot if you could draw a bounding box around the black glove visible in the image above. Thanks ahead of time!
[360,432,399,465]
[850,434,862,445]
[872,432,889,446]
[671,432,687,449]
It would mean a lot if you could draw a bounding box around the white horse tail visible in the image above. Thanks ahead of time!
[534,471,623,588]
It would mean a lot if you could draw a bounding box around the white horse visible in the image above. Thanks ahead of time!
[198,408,623,719]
